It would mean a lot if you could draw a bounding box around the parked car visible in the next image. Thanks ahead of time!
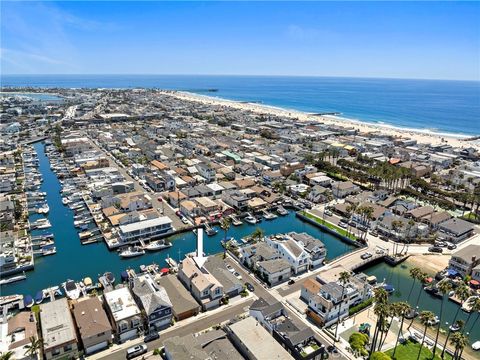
[126,344,147,359]
[144,331,160,343]
[435,241,447,247]
[428,246,443,253]
[361,252,373,260]
[338,221,347,229]
[226,264,235,273]
[370,230,379,237]
[181,217,189,224]
[349,221,357,228]
[234,272,242,280]
[288,279,296,285]
[324,209,333,216]
[245,282,255,292]
[447,243,457,250]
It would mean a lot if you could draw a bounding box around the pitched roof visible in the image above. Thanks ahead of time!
[72,297,112,339]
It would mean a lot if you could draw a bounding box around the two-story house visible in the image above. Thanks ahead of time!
[130,274,173,330]
[104,288,142,343]
[448,245,480,277]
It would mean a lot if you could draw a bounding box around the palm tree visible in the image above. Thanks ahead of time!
[441,284,470,359]
[370,288,389,355]
[391,302,412,360]
[450,331,468,360]
[24,336,42,358]
[408,271,428,331]
[407,267,421,303]
[416,311,436,360]
[250,227,264,242]
[219,217,231,256]
[0,352,14,360]
[465,296,480,334]
[432,279,453,359]
[334,271,351,341]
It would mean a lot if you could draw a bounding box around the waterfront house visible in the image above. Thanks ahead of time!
[61,137,93,157]
[156,275,201,320]
[448,245,480,277]
[2,311,38,360]
[304,281,350,327]
[130,274,173,330]
[239,242,279,269]
[288,232,327,269]
[265,235,310,274]
[438,218,475,243]
[225,316,293,360]
[104,287,142,343]
[177,257,224,310]
[40,298,78,360]
[118,216,173,244]
[221,190,249,211]
[204,256,243,298]
[72,297,112,355]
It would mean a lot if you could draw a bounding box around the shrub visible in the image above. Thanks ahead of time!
[349,332,369,356]
[349,298,374,315]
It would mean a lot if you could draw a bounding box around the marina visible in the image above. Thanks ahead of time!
[1,141,355,297]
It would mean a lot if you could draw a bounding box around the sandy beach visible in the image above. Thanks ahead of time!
[405,254,450,276]
[164,90,479,151]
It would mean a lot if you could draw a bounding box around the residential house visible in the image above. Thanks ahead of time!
[118,216,173,244]
[438,218,475,243]
[195,163,216,183]
[304,281,349,327]
[448,245,480,277]
[265,235,310,274]
[130,274,173,330]
[222,190,249,212]
[225,316,293,360]
[40,298,78,360]
[3,312,38,360]
[156,275,201,320]
[72,297,112,355]
[331,181,359,198]
[257,258,292,286]
[104,287,142,342]
[288,232,327,269]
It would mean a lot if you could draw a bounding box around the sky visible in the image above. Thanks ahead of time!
[1,1,479,80]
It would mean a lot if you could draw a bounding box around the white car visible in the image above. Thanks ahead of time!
[472,341,480,351]
[234,272,242,280]
[226,264,235,273]
[181,217,189,224]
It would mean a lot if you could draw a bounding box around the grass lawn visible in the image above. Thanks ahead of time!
[386,340,453,360]
[301,211,357,241]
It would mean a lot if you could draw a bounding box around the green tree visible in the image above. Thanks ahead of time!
[416,311,436,360]
[24,336,42,358]
[450,331,468,360]
[441,284,470,359]
[219,217,231,256]
[250,227,264,242]
[0,352,14,360]
[432,279,453,359]
[391,302,412,360]
[370,288,389,355]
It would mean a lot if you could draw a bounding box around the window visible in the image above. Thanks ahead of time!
[131,318,140,327]
[119,321,128,332]
[64,344,73,352]
[52,348,61,356]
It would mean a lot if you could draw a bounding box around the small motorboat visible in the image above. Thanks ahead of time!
[382,284,395,294]
[63,280,81,300]
[245,214,257,224]
[35,290,44,304]
[276,206,289,216]
[449,322,462,332]
[103,272,115,285]
[24,295,34,308]
[119,246,145,258]
[263,211,278,220]
[205,225,218,236]
[230,215,243,226]
[405,309,419,320]
[462,295,479,313]
[144,240,172,252]
[427,316,440,326]
[42,247,57,256]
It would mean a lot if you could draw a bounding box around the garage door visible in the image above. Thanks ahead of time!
[86,341,108,355]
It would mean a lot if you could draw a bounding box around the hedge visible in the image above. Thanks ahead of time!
[349,298,374,316]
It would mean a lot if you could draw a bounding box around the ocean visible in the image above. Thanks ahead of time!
[2,74,479,136]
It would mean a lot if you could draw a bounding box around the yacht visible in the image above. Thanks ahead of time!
[63,280,81,300]
[42,247,57,256]
[276,206,289,216]
[119,246,145,258]
[0,273,26,285]
[245,214,257,224]
[462,295,479,313]
[37,204,50,214]
[31,218,52,229]
[144,240,172,252]
[263,210,278,220]
[230,215,243,226]
[62,197,70,205]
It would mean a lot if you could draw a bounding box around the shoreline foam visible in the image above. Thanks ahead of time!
[169,90,479,150]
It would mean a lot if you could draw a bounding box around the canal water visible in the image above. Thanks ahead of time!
[1,142,355,297]
[366,262,480,344]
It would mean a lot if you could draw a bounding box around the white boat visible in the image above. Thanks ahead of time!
[42,247,57,256]
[276,206,289,216]
[34,219,52,229]
[230,215,243,226]
[462,295,479,313]
[0,273,27,285]
[119,246,145,258]
[263,211,278,220]
[472,341,480,351]
[37,204,50,214]
[62,197,70,205]
[144,240,172,252]
[63,280,81,300]
[245,214,257,224]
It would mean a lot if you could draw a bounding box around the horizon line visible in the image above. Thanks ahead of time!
[1,73,479,83]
